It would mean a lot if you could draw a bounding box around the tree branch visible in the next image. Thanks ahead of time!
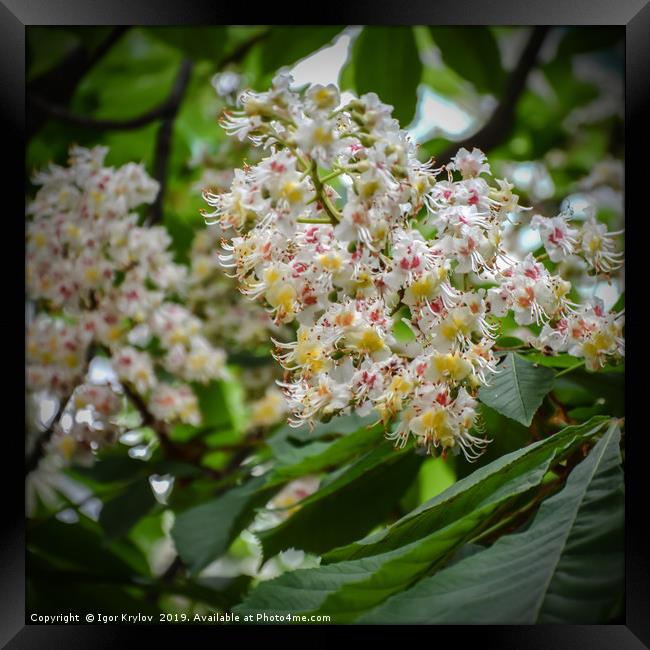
[438,26,549,163]
[28,29,271,136]
[147,58,194,225]
[28,57,194,135]
[27,27,130,139]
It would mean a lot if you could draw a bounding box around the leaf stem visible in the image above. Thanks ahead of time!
[319,168,346,184]
[554,361,585,378]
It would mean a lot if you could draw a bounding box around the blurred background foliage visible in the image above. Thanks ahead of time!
[26,25,624,619]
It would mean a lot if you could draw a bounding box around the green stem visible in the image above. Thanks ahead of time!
[297,217,332,225]
[494,344,528,351]
[554,361,585,378]
[273,137,341,224]
[309,160,341,224]
[319,168,346,184]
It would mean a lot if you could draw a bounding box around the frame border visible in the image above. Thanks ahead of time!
[6,1,646,646]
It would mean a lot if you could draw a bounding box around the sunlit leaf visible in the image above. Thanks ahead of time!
[478,353,555,426]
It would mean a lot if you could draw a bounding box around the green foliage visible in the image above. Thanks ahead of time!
[555,27,623,59]
[258,445,422,559]
[172,476,274,575]
[193,376,248,433]
[256,27,343,81]
[266,418,383,484]
[479,353,556,426]
[358,421,623,623]
[324,416,607,562]
[428,27,505,95]
[28,517,150,578]
[352,27,422,126]
[99,478,158,539]
[148,27,229,62]
[234,418,612,621]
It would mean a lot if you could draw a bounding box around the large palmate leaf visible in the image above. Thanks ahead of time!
[234,418,610,622]
[359,421,623,623]
[353,27,422,126]
[478,352,555,426]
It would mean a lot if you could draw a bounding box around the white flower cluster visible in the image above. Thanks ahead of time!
[204,75,624,460]
[537,299,625,372]
[531,210,623,272]
[46,384,124,465]
[27,146,228,456]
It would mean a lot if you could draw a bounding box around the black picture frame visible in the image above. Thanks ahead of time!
[5,1,645,646]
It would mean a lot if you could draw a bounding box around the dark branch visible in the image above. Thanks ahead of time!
[29,93,180,132]
[27,27,130,139]
[28,29,270,135]
[438,26,549,163]
[29,58,194,135]
[148,58,194,226]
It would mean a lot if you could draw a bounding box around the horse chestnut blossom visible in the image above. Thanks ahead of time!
[203,74,625,461]
[26,145,227,465]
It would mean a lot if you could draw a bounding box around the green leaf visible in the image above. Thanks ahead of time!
[612,291,624,312]
[75,29,183,122]
[392,319,416,343]
[257,445,422,560]
[478,353,555,426]
[235,419,609,621]
[71,449,150,485]
[267,412,377,455]
[541,57,600,115]
[519,352,585,369]
[27,566,161,617]
[454,404,530,480]
[266,420,383,486]
[558,369,624,417]
[27,518,148,578]
[555,27,623,59]
[494,336,526,349]
[171,476,275,575]
[428,27,505,95]
[27,27,81,81]
[99,478,158,539]
[192,376,247,433]
[148,27,228,62]
[353,27,422,126]
[417,456,456,503]
[257,27,343,79]
[325,416,608,563]
[358,421,623,623]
